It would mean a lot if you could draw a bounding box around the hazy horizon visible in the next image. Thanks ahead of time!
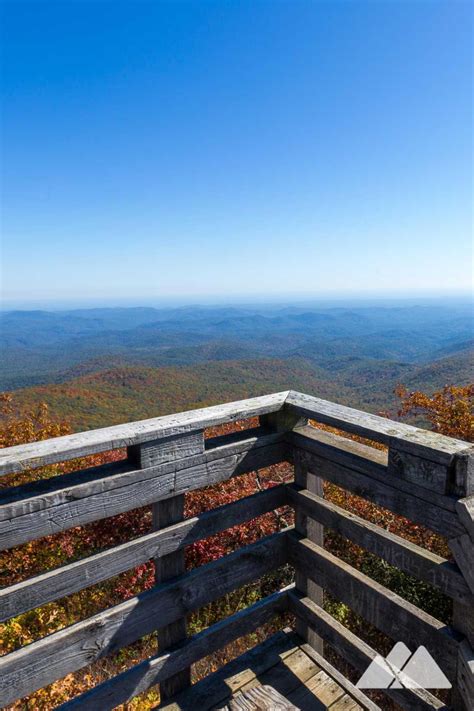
[2,290,472,313]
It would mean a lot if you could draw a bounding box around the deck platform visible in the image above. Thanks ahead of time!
[159,629,377,711]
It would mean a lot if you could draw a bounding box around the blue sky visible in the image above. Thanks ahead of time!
[1,0,472,306]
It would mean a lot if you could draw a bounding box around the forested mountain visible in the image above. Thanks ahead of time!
[1,302,472,393]
[9,348,472,432]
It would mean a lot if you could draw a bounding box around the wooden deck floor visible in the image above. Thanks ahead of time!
[159,629,378,711]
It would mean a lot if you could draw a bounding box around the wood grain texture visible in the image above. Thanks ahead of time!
[152,492,190,699]
[287,532,461,682]
[287,591,447,711]
[285,391,470,464]
[0,392,289,476]
[288,426,458,513]
[287,485,472,605]
[457,639,474,711]
[456,495,474,540]
[0,432,286,549]
[0,532,287,706]
[0,485,287,622]
[289,431,462,538]
[449,534,474,595]
[158,629,303,711]
[59,589,287,710]
[222,685,299,710]
[387,448,451,495]
[297,643,379,711]
[292,450,324,654]
[128,431,204,468]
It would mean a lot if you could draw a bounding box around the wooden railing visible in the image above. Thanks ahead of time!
[0,391,472,710]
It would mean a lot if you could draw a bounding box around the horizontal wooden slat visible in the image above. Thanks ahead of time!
[288,426,458,512]
[286,532,461,681]
[59,588,288,710]
[0,485,287,621]
[287,590,447,711]
[287,485,472,605]
[0,431,287,549]
[289,430,462,538]
[285,391,470,464]
[0,531,287,706]
[0,392,289,477]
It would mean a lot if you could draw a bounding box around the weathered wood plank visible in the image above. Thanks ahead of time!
[286,532,461,682]
[457,639,474,711]
[132,431,205,700]
[292,451,324,654]
[0,485,286,621]
[287,591,448,711]
[285,391,470,465]
[387,448,452,495]
[285,670,345,710]
[153,495,190,698]
[289,432,462,538]
[129,431,204,468]
[297,643,380,711]
[223,685,299,711]
[287,485,472,605]
[0,392,289,476]
[456,495,474,541]
[0,432,287,549]
[59,590,287,710]
[449,534,474,595]
[261,409,324,654]
[288,426,458,512]
[0,532,287,706]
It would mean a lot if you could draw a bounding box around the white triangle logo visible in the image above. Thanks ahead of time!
[356,643,452,690]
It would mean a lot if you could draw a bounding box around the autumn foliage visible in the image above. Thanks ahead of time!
[395,383,473,441]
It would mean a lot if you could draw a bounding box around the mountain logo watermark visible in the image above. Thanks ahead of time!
[356,642,452,689]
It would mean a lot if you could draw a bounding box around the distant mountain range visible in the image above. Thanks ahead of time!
[1,304,472,415]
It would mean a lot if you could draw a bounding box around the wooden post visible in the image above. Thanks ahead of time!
[292,449,324,654]
[260,408,324,654]
[450,493,474,710]
[128,430,205,701]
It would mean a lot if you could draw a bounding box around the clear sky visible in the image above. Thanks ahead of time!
[1,0,472,306]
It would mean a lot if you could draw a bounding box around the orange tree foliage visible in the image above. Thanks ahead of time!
[395,383,473,441]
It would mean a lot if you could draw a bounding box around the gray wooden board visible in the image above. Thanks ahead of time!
[0,433,287,549]
[59,589,287,710]
[153,491,190,700]
[0,392,289,476]
[157,629,303,711]
[128,431,204,468]
[292,450,324,654]
[456,495,474,541]
[287,485,472,605]
[0,531,287,706]
[288,426,458,513]
[298,642,379,711]
[287,532,461,682]
[289,435,462,538]
[221,685,299,711]
[448,534,474,595]
[457,639,474,711]
[0,485,287,621]
[287,591,448,711]
[285,392,470,464]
